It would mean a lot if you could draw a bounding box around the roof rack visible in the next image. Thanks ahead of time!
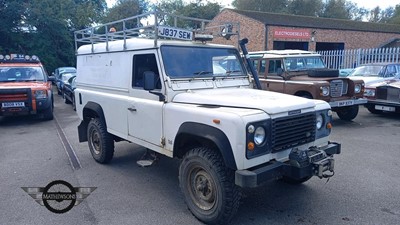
[74,10,240,53]
[0,54,40,63]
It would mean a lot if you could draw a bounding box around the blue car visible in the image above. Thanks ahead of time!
[62,76,77,110]
[53,67,76,94]
[57,72,76,95]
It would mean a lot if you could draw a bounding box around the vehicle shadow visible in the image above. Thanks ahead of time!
[98,146,324,225]
[0,115,51,126]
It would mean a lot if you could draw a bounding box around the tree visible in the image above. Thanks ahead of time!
[0,0,26,53]
[232,0,289,13]
[103,0,149,23]
[387,5,400,24]
[345,2,368,21]
[288,0,323,17]
[321,0,351,19]
[101,0,149,33]
[156,0,221,28]
[0,0,108,73]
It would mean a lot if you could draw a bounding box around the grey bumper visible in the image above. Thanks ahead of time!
[235,142,341,188]
[329,98,367,108]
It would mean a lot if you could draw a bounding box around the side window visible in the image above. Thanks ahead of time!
[132,54,160,89]
[260,60,266,73]
[386,65,395,77]
[268,60,282,73]
[253,60,259,72]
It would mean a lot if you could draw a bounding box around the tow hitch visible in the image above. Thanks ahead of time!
[289,148,335,179]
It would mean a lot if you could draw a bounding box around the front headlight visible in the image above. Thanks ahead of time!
[316,113,324,130]
[355,84,362,93]
[320,86,330,96]
[364,89,375,97]
[34,90,47,99]
[315,110,332,139]
[254,127,266,146]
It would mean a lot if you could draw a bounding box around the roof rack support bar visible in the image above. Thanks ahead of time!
[91,27,94,53]
[105,25,109,52]
[123,20,127,50]
[154,11,158,47]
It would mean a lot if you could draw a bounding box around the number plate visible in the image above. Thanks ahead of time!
[1,102,25,108]
[158,26,193,41]
[375,105,395,112]
[338,100,354,106]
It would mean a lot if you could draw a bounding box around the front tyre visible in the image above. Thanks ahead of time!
[179,147,241,225]
[336,105,359,121]
[87,118,114,164]
[41,100,54,121]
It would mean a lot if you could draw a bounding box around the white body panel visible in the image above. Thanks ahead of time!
[75,39,332,170]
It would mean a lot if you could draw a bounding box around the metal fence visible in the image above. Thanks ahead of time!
[318,47,400,70]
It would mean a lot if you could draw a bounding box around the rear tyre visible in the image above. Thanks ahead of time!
[87,118,114,163]
[336,105,359,121]
[179,147,241,225]
[72,95,76,111]
[63,92,71,104]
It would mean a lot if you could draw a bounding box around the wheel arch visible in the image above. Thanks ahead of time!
[174,122,237,170]
[294,90,314,99]
[77,101,107,142]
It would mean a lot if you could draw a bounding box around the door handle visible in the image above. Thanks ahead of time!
[128,107,137,112]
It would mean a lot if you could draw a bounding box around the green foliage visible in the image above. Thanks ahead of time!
[288,0,323,17]
[388,5,400,24]
[100,0,149,32]
[321,0,350,19]
[232,0,288,13]
[156,0,221,29]
[0,0,107,73]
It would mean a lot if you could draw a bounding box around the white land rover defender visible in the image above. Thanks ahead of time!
[74,12,340,224]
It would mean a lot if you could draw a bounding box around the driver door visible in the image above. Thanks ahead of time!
[128,51,164,148]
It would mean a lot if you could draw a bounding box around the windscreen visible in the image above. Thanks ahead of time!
[161,46,246,79]
[0,66,45,82]
[349,65,383,77]
[284,56,326,71]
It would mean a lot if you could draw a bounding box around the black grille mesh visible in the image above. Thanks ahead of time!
[271,113,316,152]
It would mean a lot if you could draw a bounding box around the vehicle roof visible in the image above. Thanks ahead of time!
[57,67,76,70]
[359,62,400,66]
[77,38,236,55]
[249,49,321,59]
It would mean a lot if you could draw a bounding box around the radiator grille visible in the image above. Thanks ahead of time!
[330,80,347,97]
[271,113,316,152]
[0,88,31,103]
[377,86,400,102]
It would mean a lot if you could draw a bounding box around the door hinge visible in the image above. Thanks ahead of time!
[161,137,166,146]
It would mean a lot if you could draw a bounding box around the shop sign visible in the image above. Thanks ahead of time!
[273,28,311,39]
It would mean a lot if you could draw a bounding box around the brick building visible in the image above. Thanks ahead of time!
[210,9,400,52]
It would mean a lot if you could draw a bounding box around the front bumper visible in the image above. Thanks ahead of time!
[0,98,52,116]
[329,98,367,108]
[235,142,341,188]
[365,100,400,113]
